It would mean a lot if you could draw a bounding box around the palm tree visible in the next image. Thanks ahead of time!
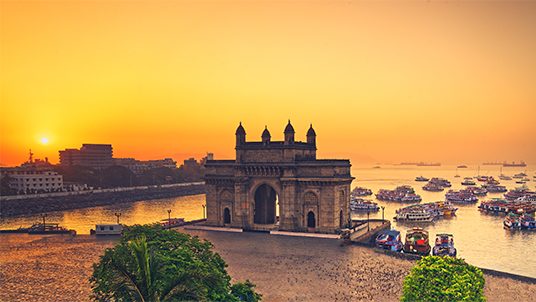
[105,235,216,302]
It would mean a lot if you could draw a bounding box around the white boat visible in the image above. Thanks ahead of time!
[91,224,123,236]
[395,210,434,222]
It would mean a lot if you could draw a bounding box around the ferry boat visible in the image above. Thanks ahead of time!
[503,161,527,167]
[484,184,507,193]
[422,182,444,192]
[403,228,431,255]
[461,178,476,186]
[375,230,403,252]
[504,187,535,201]
[27,223,74,235]
[520,214,536,230]
[476,176,490,182]
[513,172,528,179]
[415,176,429,182]
[457,165,468,169]
[499,174,512,181]
[429,178,452,188]
[486,177,500,185]
[504,213,521,229]
[466,186,487,197]
[416,162,441,167]
[432,234,457,257]
[351,187,373,197]
[350,198,379,212]
[376,186,421,202]
[395,210,434,223]
[90,224,123,236]
[445,189,478,204]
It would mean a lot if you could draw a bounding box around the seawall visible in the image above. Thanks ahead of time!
[0,182,206,218]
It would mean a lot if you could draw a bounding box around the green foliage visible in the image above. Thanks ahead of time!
[90,224,261,301]
[231,280,262,302]
[401,256,486,302]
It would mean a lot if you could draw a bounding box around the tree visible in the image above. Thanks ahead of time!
[401,256,485,302]
[90,224,261,301]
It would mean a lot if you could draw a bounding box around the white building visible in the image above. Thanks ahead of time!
[8,171,64,194]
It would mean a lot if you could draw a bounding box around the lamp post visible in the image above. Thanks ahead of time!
[41,213,47,231]
[115,212,121,224]
[367,209,370,232]
[381,206,385,224]
[202,205,206,219]
[167,209,172,226]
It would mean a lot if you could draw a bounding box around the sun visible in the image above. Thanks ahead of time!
[40,137,49,145]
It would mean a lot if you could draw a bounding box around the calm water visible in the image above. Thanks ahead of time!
[0,164,535,277]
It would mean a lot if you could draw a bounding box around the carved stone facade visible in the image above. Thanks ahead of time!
[204,121,354,233]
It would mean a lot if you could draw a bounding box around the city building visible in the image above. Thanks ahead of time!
[204,121,354,233]
[59,144,113,169]
[114,157,177,174]
[7,170,63,194]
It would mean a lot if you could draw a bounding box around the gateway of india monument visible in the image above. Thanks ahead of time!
[204,121,354,233]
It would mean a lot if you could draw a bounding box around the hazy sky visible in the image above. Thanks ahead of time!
[1,1,535,166]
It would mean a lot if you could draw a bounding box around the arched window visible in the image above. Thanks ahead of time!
[307,211,316,228]
[223,208,231,224]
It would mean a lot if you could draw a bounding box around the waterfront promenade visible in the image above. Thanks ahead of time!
[0,182,205,218]
[1,231,534,302]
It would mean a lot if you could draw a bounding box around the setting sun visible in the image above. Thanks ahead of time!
[39,137,49,145]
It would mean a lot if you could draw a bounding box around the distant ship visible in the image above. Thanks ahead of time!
[482,162,502,166]
[503,161,527,167]
[416,162,441,167]
[457,165,468,169]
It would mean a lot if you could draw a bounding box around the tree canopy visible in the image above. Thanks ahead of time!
[90,224,261,301]
[401,256,485,302]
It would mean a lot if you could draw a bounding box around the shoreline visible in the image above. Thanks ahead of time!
[0,232,535,301]
[0,183,205,218]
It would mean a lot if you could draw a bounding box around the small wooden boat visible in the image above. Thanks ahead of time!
[432,233,457,257]
[403,228,431,256]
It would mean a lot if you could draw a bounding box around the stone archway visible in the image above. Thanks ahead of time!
[307,211,316,228]
[254,184,277,224]
[223,208,231,224]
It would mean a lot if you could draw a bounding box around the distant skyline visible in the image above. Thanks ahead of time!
[1,1,535,166]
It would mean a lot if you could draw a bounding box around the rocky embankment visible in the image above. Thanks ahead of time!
[0,184,205,218]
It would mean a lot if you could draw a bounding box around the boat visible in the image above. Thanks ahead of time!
[27,223,74,235]
[429,178,452,188]
[375,230,403,252]
[350,198,380,212]
[466,186,487,197]
[486,177,500,185]
[503,161,527,167]
[504,213,521,230]
[376,186,421,202]
[395,210,434,223]
[445,189,478,204]
[403,228,431,255]
[351,187,373,197]
[457,165,468,169]
[461,178,476,186]
[415,176,429,182]
[90,224,123,236]
[484,184,507,193]
[520,214,536,230]
[479,197,536,215]
[499,174,512,181]
[416,162,441,166]
[432,233,457,257]
[422,182,444,192]
[476,176,490,182]
[515,180,526,184]
[161,218,186,229]
[513,172,528,179]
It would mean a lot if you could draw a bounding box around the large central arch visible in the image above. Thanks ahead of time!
[254,184,277,224]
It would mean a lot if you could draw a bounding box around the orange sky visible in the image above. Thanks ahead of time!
[1,1,535,166]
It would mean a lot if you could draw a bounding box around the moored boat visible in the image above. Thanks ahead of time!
[90,224,123,235]
[432,233,457,257]
[27,223,74,235]
[351,187,373,197]
[461,177,476,186]
[403,228,431,255]
[445,189,479,204]
[350,197,380,212]
[429,178,451,188]
[504,213,521,230]
[423,182,444,192]
[375,230,403,252]
[415,176,429,182]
